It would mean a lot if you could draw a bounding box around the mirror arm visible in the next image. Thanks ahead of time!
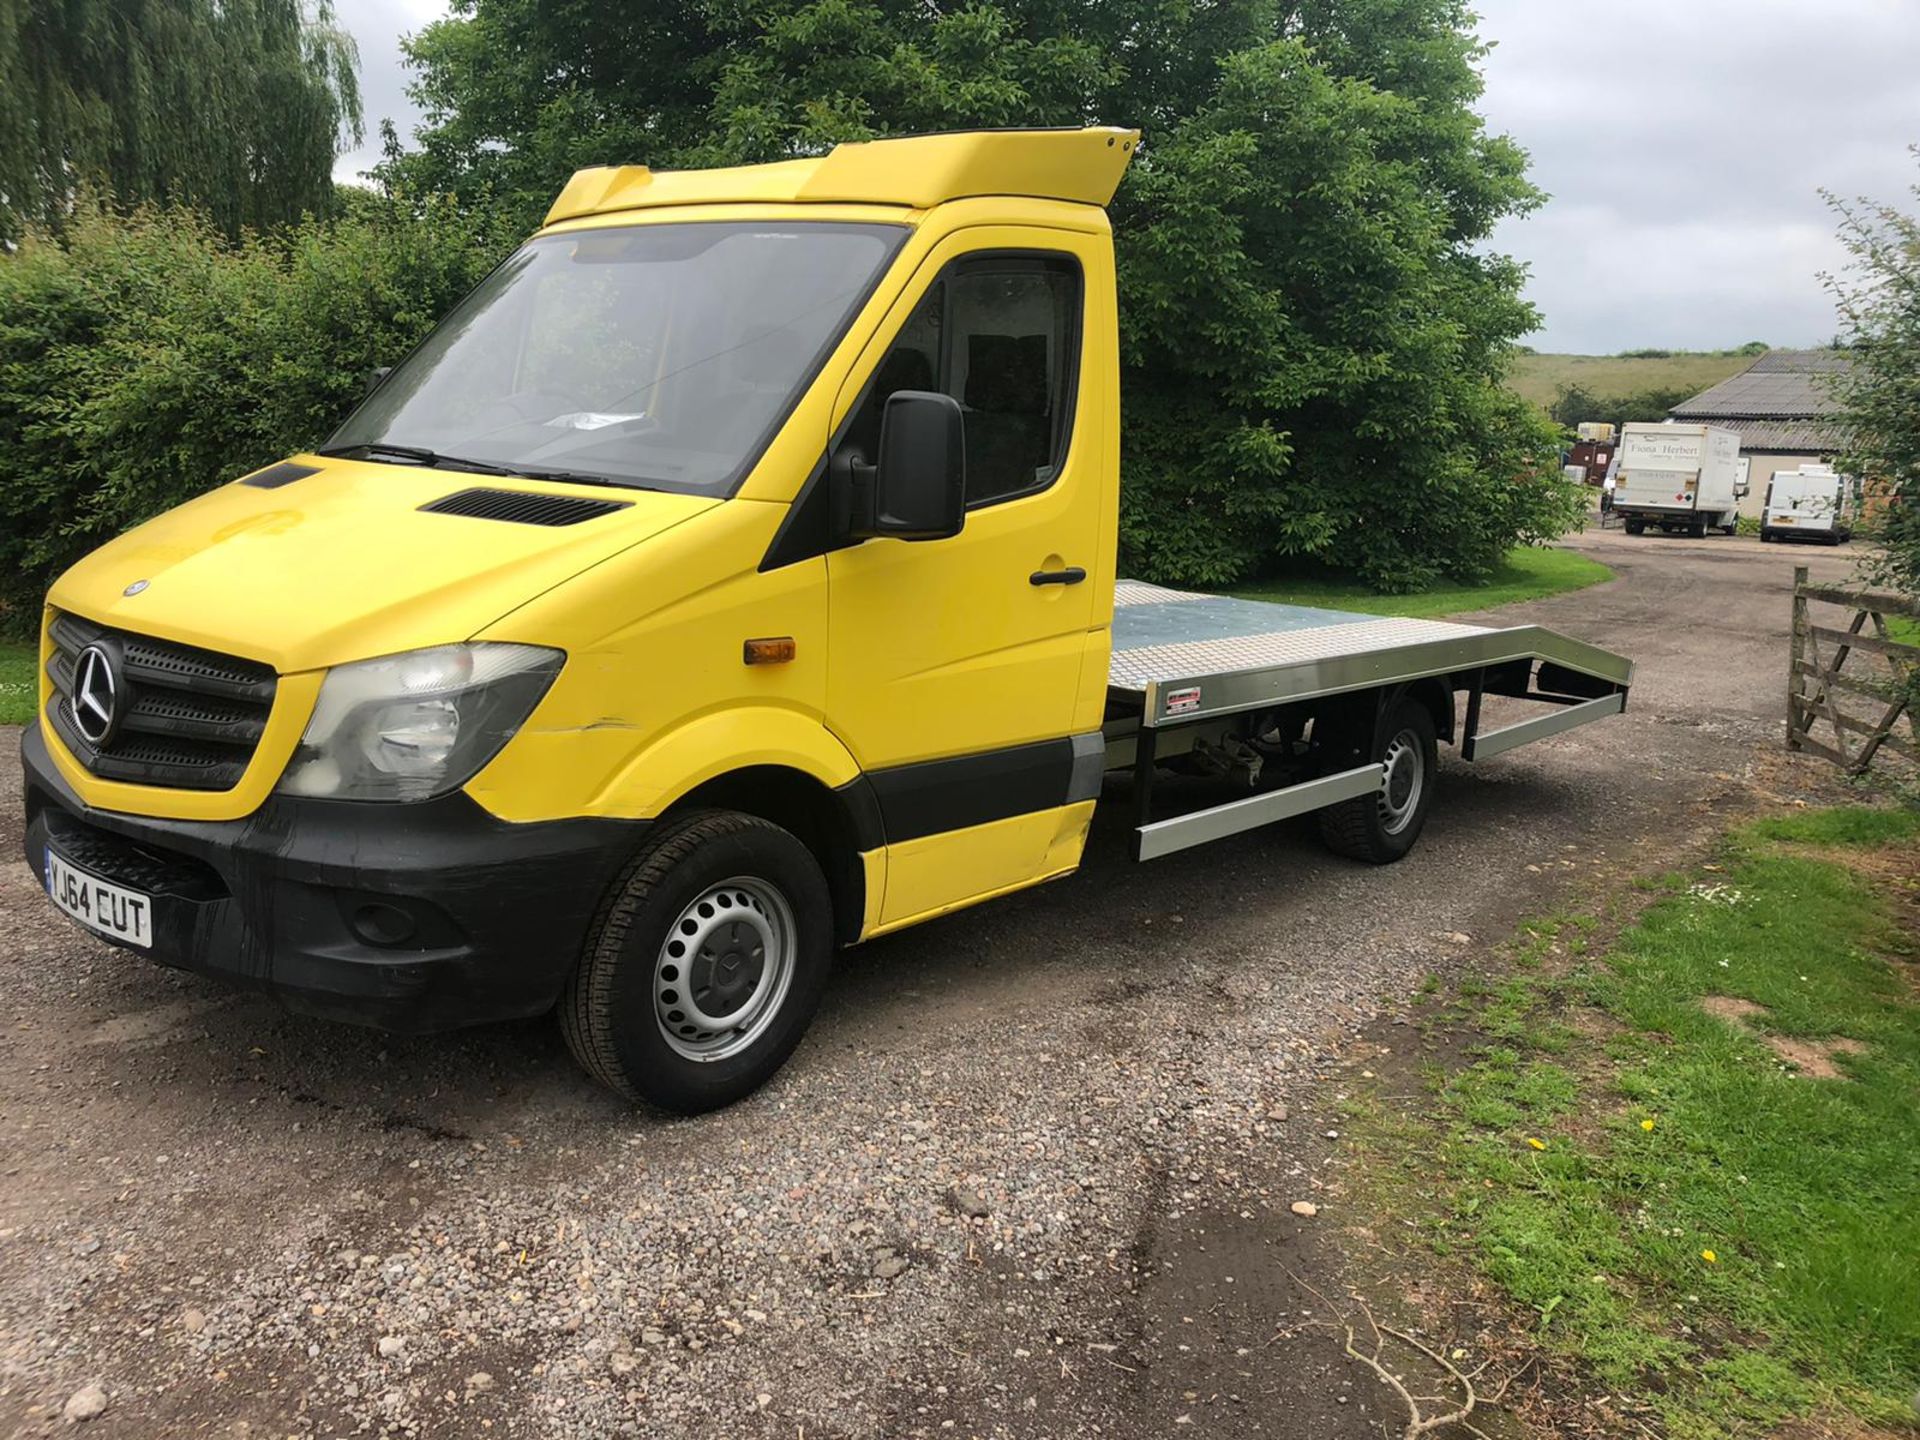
[831,446,881,541]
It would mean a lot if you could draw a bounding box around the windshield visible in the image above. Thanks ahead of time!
[328,221,905,494]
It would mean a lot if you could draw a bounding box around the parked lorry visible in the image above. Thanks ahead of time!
[22,129,1634,1112]
[1761,464,1853,544]
[1614,422,1747,536]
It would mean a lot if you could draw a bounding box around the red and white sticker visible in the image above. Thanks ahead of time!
[1165,686,1202,716]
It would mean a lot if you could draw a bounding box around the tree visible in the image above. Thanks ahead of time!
[0,0,361,243]
[1828,159,1920,597]
[382,0,1580,591]
[1547,381,1694,429]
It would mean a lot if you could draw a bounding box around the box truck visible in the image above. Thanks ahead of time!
[1761,464,1853,545]
[1614,422,1747,537]
[21,129,1634,1112]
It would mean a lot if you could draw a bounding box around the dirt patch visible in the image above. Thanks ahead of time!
[1700,996,1869,1080]
[1701,995,1770,1026]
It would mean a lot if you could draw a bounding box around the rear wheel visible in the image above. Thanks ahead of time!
[561,810,833,1114]
[1319,696,1438,864]
[1623,516,1645,536]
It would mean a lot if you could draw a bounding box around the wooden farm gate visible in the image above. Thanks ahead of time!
[1787,564,1920,774]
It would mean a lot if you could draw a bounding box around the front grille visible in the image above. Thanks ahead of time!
[39,809,228,901]
[45,612,277,792]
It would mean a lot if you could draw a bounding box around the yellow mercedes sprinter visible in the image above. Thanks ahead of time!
[23,129,1633,1112]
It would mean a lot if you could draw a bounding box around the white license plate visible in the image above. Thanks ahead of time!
[46,849,153,949]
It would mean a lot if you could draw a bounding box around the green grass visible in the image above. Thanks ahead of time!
[1365,807,1920,1437]
[1506,350,1754,409]
[0,642,35,726]
[1231,545,1612,619]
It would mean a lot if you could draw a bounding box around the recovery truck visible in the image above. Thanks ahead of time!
[1614,421,1748,537]
[21,129,1634,1112]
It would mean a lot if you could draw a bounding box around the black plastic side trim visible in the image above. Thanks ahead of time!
[834,774,887,853]
[240,461,320,489]
[866,738,1075,843]
[759,454,843,572]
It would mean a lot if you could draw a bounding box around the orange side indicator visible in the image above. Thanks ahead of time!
[743,637,797,666]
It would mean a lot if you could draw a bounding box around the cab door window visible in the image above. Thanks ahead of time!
[845,254,1081,507]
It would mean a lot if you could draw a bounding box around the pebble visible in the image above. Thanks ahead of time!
[874,1255,911,1281]
[181,1307,207,1334]
[640,1327,667,1346]
[466,1372,494,1393]
[63,1384,109,1422]
[949,1185,991,1219]
[377,1336,405,1359]
[1290,1201,1319,1218]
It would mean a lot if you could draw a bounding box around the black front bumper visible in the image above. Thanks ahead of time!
[21,724,649,1032]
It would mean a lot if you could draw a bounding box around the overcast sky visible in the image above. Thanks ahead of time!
[333,0,1920,356]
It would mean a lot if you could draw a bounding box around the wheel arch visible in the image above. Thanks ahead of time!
[663,765,876,947]
[1397,676,1456,745]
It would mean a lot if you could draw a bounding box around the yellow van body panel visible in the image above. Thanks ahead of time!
[868,800,1096,936]
[44,456,717,674]
[545,128,1140,226]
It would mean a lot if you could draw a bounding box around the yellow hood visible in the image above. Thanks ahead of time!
[47,456,717,673]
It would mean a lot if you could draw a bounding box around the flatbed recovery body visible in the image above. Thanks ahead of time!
[1100,582,1629,859]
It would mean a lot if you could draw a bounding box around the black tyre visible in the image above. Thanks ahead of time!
[561,810,833,1114]
[1761,528,1775,543]
[1623,516,1645,536]
[1318,696,1439,864]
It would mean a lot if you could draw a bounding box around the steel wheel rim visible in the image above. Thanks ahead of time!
[1378,728,1425,836]
[654,876,796,1062]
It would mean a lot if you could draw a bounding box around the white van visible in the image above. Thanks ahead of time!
[1761,465,1853,545]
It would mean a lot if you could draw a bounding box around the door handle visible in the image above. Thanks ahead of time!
[1029,567,1087,587]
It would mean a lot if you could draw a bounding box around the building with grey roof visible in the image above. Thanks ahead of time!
[1668,349,1852,514]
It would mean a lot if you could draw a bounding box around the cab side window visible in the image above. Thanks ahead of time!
[845,254,1081,507]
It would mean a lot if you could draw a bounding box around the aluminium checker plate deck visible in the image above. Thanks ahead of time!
[1108,579,1635,729]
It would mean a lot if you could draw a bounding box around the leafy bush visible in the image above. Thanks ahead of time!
[1548,380,1695,429]
[0,194,514,634]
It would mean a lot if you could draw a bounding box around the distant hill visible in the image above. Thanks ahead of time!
[1506,351,1756,410]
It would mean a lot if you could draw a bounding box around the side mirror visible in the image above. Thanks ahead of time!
[848,391,966,541]
[365,365,393,395]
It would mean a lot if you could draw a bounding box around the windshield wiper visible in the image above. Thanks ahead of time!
[504,465,661,494]
[318,443,659,492]
[317,442,518,477]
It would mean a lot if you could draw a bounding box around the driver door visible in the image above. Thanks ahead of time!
[825,226,1113,928]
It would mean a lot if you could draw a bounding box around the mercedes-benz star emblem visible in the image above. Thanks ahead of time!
[123,579,149,596]
[70,645,122,747]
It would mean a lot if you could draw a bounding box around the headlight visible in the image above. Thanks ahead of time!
[278,643,563,802]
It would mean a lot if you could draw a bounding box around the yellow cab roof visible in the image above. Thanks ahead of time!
[543,127,1141,228]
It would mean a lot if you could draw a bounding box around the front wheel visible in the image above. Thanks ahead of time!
[1319,696,1439,864]
[561,810,833,1114]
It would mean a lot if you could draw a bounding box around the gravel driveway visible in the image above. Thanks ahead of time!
[0,528,1863,1438]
